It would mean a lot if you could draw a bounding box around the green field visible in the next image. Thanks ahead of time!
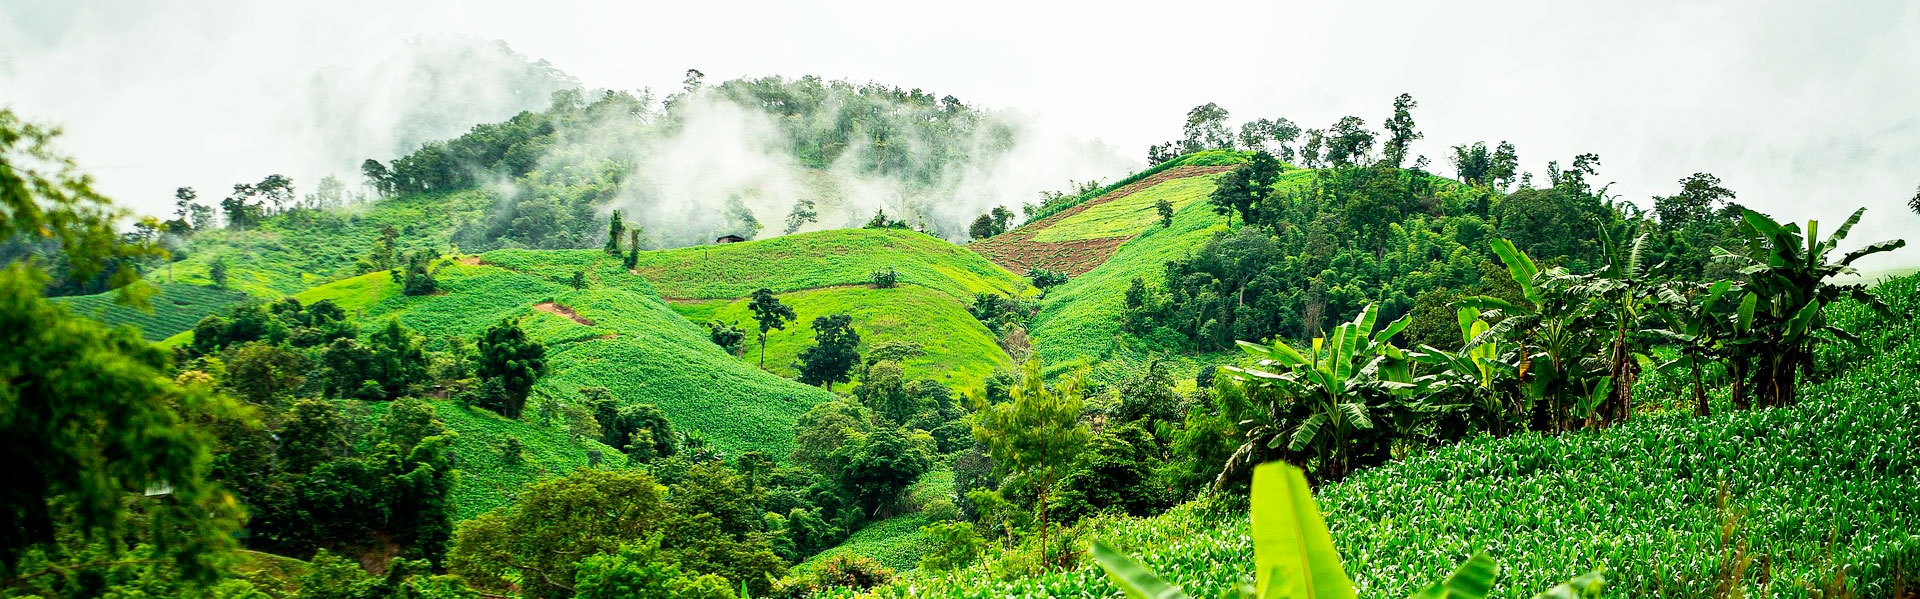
[842,274,1920,599]
[1031,174,1224,243]
[52,283,249,341]
[620,228,1027,301]
[673,285,1010,388]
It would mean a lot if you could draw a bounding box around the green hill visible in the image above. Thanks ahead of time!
[485,228,1027,389]
[856,273,1920,599]
[291,261,836,460]
[261,258,839,523]
[1023,170,1320,383]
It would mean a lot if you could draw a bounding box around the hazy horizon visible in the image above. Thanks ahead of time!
[3,0,1916,266]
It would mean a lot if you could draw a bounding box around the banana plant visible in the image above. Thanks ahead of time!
[1713,207,1905,408]
[1092,461,1605,599]
[1218,304,1416,484]
[1411,307,1518,436]
[1650,279,1739,416]
[1457,239,1611,432]
[1581,225,1666,428]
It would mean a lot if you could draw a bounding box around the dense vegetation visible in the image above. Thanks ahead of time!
[5,76,1918,599]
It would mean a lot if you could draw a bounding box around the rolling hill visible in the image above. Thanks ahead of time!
[484,228,1029,389]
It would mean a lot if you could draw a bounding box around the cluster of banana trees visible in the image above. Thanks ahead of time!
[1217,207,1902,484]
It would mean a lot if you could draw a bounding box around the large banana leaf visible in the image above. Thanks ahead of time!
[1490,238,1542,305]
[1091,540,1192,599]
[1250,462,1357,599]
[1404,553,1498,599]
[1530,570,1606,599]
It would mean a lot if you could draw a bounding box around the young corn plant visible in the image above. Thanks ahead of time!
[1092,461,1606,599]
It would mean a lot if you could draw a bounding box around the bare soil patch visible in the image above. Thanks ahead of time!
[968,164,1236,276]
[533,301,595,326]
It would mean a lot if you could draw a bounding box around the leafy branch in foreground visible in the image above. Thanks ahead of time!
[1092,461,1605,599]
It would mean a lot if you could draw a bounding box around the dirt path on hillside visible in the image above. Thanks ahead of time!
[968,164,1236,276]
[533,301,595,326]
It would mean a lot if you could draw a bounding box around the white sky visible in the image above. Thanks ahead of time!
[4,0,1917,268]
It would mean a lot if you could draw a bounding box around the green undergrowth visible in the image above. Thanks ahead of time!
[804,470,958,572]
[52,282,248,341]
[850,275,1920,599]
[673,285,1010,389]
[1031,174,1224,243]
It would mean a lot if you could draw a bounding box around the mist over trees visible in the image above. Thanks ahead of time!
[353,72,1124,252]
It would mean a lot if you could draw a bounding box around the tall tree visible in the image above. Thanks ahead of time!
[1653,173,1736,230]
[1180,103,1234,153]
[785,199,819,235]
[476,318,546,419]
[969,359,1090,565]
[605,210,626,256]
[747,288,796,369]
[1323,117,1375,167]
[1380,93,1422,168]
[0,108,242,585]
[796,313,860,391]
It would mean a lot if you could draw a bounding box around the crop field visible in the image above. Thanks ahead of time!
[349,398,625,521]
[677,285,1010,388]
[847,275,1920,599]
[616,228,1027,301]
[968,165,1237,277]
[1030,174,1223,243]
[52,283,248,341]
[803,513,937,573]
[290,263,834,498]
[163,190,492,298]
[535,286,836,459]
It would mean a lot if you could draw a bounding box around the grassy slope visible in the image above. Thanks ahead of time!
[51,283,249,341]
[350,398,627,520]
[684,286,1008,387]
[1027,170,1320,386]
[288,264,829,499]
[859,275,1920,599]
[487,228,1025,390]
[1031,175,1224,243]
[627,228,1026,300]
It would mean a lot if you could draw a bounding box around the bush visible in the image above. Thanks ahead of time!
[870,267,899,289]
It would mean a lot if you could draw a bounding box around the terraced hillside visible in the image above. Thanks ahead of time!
[485,228,1029,388]
[852,274,1920,599]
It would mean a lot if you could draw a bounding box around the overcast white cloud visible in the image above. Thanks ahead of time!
[3,0,1915,268]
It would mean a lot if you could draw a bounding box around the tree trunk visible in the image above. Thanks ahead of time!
[1729,356,1750,410]
[1692,360,1710,417]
